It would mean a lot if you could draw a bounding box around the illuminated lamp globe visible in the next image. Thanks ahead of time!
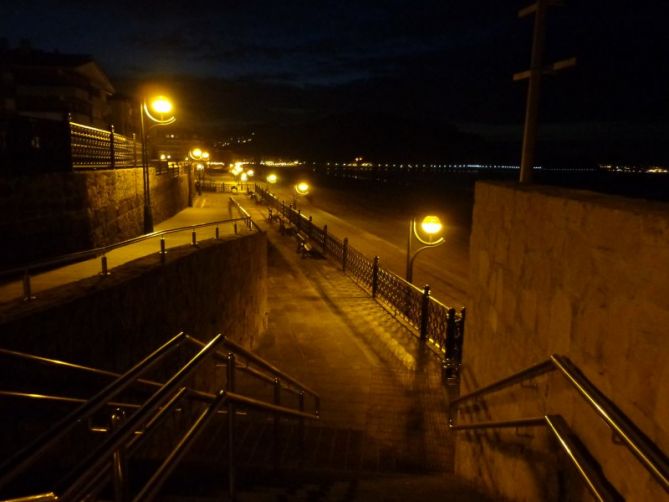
[420,215,443,236]
[295,182,310,195]
[190,148,203,160]
[266,173,278,184]
[151,96,173,114]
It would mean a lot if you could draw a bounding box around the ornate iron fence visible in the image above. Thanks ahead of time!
[255,184,466,382]
[70,122,142,169]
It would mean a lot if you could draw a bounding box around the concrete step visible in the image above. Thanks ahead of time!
[159,473,492,501]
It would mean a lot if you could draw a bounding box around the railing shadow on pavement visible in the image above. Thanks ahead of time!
[254,184,466,385]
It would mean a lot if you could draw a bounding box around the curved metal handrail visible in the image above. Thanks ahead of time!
[0,332,187,490]
[0,215,253,280]
[189,335,319,402]
[449,353,669,493]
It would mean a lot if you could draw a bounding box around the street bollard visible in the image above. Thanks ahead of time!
[191,230,197,247]
[215,226,220,239]
[234,222,238,235]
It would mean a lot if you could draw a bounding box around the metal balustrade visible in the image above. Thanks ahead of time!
[0,333,320,501]
[449,354,669,501]
[255,184,465,382]
[0,200,257,303]
[70,122,142,169]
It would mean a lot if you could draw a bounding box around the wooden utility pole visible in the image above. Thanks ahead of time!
[516,0,576,183]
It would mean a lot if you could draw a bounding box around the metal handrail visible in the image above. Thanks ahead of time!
[0,215,253,280]
[59,333,225,500]
[450,353,669,494]
[189,335,320,403]
[452,414,623,501]
[0,332,187,490]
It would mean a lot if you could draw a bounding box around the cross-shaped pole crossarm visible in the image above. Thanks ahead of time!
[513,57,577,81]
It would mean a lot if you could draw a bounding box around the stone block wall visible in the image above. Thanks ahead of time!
[0,231,267,463]
[458,181,669,501]
[0,167,188,268]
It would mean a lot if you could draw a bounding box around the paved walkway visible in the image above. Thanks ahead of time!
[0,195,250,307]
[1,192,466,486]
[240,196,456,474]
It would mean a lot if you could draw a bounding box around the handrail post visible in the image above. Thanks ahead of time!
[420,285,430,341]
[297,209,302,231]
[159,238,166,264]
[273,378,281,473]
[457,308,466,369]
[110,408,128,502]
[298,391,305,466]
[342,238,349,272]
[371,256,380,298]
[226,353,236,500]
[100,255,110,277]
[443,307,459,384]
[22,270,35,302]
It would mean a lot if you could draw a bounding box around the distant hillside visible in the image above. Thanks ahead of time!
[230,112,494,162]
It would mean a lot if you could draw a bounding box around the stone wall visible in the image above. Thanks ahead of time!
[458,181,669,501]
[0,167,188,268]
[0,231,267,463]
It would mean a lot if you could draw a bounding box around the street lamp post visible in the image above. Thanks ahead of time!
[405,215,445,284]
[140,95,175,233]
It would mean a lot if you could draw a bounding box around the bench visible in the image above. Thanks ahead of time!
[296,231,313,258]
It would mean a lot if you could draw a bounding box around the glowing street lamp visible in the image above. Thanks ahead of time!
[140,95,176,232]
[266,173,278,184]
[295,182,310,196]
[405,215,445,284]
[189,148,209,195]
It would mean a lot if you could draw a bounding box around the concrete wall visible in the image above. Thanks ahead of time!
[0,167,188,267]
[458,181,669,501]
[0,231,267,461]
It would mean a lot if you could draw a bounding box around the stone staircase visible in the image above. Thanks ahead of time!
[129,413,491,501]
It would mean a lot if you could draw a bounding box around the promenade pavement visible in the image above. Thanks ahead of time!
[0,195,248,307]
[1,192,483,497]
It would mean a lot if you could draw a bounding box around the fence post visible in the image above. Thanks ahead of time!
[109,124,115,169]
[227,353,236,499]
[63,112,73,170]
[297,209,302,231]
[420,285,430,341]
[308,216,313,238]
[443,307,458,383]
[342,237,349,272]
[372,256,380,298]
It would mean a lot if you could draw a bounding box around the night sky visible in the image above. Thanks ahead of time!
[2,0,668,163]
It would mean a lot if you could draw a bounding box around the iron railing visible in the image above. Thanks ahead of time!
[0,333,320,501]
[0,199,256,303]
[449,354,669,501]
[255,185,465,382]
[69,122,142,169]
